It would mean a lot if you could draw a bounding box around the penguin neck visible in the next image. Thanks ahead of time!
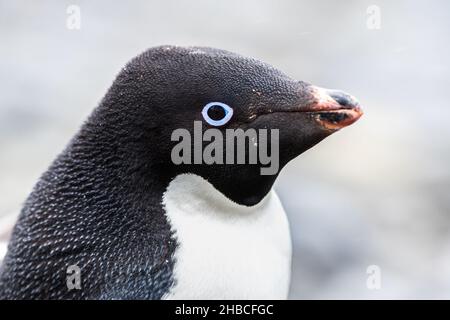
[74,109,172,190]
[55,118,175,232]
[202,172,278,206]
[163,173,273,215]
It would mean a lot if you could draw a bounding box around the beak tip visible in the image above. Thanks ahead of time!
[309,86,363,130]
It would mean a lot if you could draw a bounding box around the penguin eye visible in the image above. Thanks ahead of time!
[202,102,233,126]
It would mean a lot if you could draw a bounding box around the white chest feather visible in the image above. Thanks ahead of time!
[162,174,292,300]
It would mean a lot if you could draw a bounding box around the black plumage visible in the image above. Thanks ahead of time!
[0,46,361,299]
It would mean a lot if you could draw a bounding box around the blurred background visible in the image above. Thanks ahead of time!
[0,0,449,299]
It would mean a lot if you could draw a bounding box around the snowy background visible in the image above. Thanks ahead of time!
[1,0,449,298]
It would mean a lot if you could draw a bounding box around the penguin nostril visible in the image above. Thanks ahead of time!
[327,90,358,108]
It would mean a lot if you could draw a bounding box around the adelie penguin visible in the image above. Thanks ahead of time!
[0,46,362,299]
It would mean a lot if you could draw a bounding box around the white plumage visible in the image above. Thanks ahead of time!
[162,174,292,299]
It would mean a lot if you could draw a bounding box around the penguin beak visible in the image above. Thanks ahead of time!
[306,86,363,130]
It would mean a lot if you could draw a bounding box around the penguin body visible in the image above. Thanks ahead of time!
[163,174,291,299]
[0,46,362,299]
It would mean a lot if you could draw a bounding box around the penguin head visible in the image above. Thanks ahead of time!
[95,46,362,206]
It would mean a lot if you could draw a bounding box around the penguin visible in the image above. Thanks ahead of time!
[0,46,362,299]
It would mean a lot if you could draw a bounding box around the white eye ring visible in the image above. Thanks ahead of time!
[201,102,234,126]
